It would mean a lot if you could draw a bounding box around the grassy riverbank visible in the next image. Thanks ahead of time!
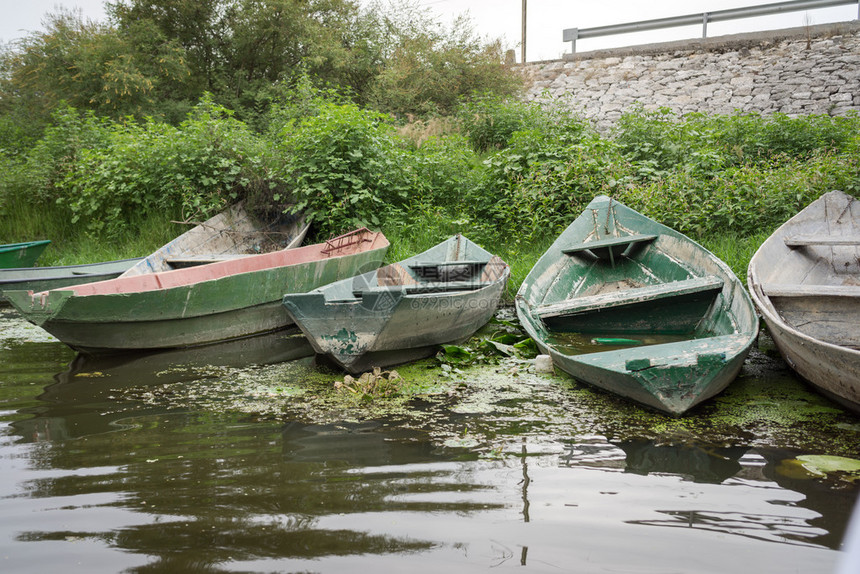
[2,91,858,295]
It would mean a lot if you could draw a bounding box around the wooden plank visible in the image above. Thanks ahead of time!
[409,260,490,269]
[354,281,490,297]
[562,234,657,255]
[165,254,254,267]
[762,283,860,298]
[784,235,860,247]
[534,275,723,319]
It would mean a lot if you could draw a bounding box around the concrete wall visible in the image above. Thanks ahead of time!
[517,22,860,131]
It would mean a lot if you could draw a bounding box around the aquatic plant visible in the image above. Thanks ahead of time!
[336,367,405,401]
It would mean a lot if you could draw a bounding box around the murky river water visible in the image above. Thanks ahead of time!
[1,307,858,573]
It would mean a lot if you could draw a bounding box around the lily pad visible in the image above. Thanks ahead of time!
[797,455,860,478]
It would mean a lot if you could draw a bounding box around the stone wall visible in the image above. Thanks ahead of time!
[517,22,860,131]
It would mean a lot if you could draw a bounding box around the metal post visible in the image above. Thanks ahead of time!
[522,0,527,63]
[563,27,579,54]
[703,12,710,37]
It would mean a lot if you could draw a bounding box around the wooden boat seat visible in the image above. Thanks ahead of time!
[409,260,490,282]
[354,281,491,297]
[562,234,658,262]
[377,263,419,286]
[480,255,508,282]
[620,333,752,372]
[534,275,724,320]
[761,284,860,298]
[164,253,253,268]
[784,235,860,248]
[409,260,490,269]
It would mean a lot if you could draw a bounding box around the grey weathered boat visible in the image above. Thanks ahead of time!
[120,202,310,277]
[747,190,860,412]
[282,235,509,374]
[1,203,309,305]
[516,195,758,415]
[0,258,142,303]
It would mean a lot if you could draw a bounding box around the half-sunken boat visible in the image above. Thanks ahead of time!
[283,235,509,374]
[747,190,860,412]
[0,240,51,268]
[516,195,758,415]
[5,229,388,353]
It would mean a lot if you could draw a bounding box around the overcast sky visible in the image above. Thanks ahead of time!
[2,0,858,61]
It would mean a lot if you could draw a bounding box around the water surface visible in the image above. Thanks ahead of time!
[1,308,858,573]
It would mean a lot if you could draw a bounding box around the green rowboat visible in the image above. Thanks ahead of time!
[516,195,758,415]
[0,258,142,303]
[283,235,509,374]
[5,229,388,353]
[0,240,51,269]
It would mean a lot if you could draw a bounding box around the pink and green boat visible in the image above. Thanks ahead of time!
[5,229,388,353]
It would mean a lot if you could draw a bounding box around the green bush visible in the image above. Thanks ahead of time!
[273,100,412,237]
[58,97,276,237]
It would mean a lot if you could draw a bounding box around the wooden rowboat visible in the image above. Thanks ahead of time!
[747,190,860,412]
[0,240,51,269]
[1,203,308,303]
[120,202,310,277]
[0,258,142,303]
[5,229,388,353]
[282,235,509,374]
[516,195,758,415]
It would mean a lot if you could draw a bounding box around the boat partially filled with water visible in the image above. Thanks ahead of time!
[516,195,758,415]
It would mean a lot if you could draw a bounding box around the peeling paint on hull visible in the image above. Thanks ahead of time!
[5,232,389,353]
[284,235,509,374]
[516,195,758,416]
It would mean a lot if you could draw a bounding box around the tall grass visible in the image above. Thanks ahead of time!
[698,230,774,286]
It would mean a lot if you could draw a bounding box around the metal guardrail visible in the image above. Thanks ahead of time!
[563,0,860,53]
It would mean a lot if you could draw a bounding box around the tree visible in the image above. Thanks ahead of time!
[0,8,189,126]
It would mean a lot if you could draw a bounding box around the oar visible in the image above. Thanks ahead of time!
[590,337,642,346]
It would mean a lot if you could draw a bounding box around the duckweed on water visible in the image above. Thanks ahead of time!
[64,310,857,459]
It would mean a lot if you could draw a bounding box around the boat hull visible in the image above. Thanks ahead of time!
[291,281,507,374]
[0,240,51,269]
[6,233,388,353]
[284,235,509,374]
[758,308,860,411]
[516,195,758,415]
[0,258,141,302]
[748,190,860,412]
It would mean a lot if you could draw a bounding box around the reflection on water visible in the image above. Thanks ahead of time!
[0,313,857,573]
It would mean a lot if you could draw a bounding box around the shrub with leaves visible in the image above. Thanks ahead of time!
[58,97,276,237]
[274,100,411,236]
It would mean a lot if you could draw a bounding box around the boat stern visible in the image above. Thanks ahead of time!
[562,333,754,415]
